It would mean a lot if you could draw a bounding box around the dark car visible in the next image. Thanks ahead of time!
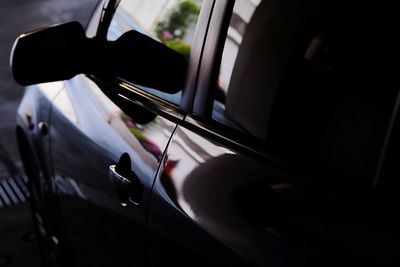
[10,0,400,266]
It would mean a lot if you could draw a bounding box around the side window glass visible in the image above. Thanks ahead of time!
[214,0,397,185]
[107,0,203,105]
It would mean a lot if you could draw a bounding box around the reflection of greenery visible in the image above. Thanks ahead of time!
[120,113,145,140]
[164,39,191,59]
[156,0,200,39]
[128,126,146,142]
[155,0,200,58]
[120,114,163,160]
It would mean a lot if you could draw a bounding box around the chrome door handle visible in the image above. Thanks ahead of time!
[109,164,132,206]
[109,154,143,206]
[109,165,132,186]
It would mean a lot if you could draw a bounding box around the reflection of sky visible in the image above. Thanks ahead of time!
[108,7,146,41]
[107,0,175,41]
[37,81,64,101]
[53,87,79,125]
[119,0,175,36]
[164,126,235,212]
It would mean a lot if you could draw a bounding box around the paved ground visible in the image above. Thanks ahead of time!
[0,0,98,266]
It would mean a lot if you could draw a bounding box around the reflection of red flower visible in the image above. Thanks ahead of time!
[126,119,135,127]
[164,159,179,176]
[163,30,173,40]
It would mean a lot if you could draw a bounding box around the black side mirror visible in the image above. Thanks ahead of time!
[10,21,187,93]
[101,30,187,93]
[11,22,87,86]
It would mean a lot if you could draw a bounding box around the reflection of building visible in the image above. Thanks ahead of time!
[220,0,261,91]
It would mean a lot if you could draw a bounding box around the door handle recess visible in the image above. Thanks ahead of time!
[109,155,143,206]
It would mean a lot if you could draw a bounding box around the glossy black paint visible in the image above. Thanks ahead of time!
[49,75,176,266]
[149,122,400,267]
[13,0,400,266]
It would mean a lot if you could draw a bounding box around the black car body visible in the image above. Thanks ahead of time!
[12,0,400,266]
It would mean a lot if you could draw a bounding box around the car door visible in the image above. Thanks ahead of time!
[48,0,208,266]
[50,74,178,266]
[148,0,400,266]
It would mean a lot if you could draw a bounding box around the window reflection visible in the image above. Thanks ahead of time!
[108,0,202,59]
[107,0,203,104]
[70,75,173,170]
[120,113,163,161]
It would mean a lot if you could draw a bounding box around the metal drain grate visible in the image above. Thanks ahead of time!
[0,176,30,208]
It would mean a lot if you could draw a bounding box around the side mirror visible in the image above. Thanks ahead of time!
[10,21,187,93]
[11,22,87,86]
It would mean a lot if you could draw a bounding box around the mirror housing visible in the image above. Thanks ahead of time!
[11,22,87,86]
[10,21,187,93]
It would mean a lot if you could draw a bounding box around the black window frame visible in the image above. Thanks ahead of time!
[183,0,269,151]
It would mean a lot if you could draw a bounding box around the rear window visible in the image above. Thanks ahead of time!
[213,0,400,185]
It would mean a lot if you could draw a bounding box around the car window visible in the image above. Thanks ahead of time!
[107,0,203,105]
[86,0,105,38]
[213,0,262,133]
[213,0,398,185]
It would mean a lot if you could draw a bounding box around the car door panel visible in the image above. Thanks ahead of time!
[149,124,285,266]
[148,122,396,267]
[50,74,176,266]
